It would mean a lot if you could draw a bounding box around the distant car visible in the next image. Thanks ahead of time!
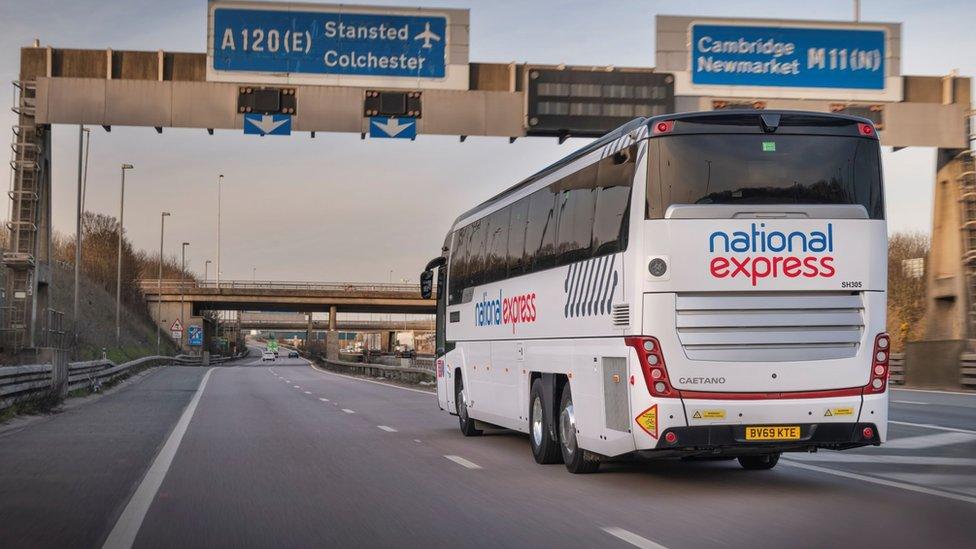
[288,350,299,358]
[262,350,275,362]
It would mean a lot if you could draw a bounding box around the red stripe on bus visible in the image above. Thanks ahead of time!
[678,387,864,400]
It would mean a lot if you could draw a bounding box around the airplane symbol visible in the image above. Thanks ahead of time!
[414,22,441,49]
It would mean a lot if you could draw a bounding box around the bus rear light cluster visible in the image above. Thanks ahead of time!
[653,120,674,135]
[866,333,889,393]
[625,336,676,397]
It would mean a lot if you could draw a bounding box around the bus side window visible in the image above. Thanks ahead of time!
[507,196,530,277]
[554,164,597,266]
[593,146,636,255]
[525,185,557,272]
[448,227,468,305]
[466,218,488,290]
[484,206,511,284]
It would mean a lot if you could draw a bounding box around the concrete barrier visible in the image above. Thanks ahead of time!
[316,357,434,384]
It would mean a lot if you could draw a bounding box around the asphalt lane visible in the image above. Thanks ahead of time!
[0,366,206,549]
[137,356,975,548]
[3,351,975,548]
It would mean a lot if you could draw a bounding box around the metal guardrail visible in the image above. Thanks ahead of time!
[889,353,904,386]
[0,355,172,410]
[960,353,976,389]
[137,280,431,294]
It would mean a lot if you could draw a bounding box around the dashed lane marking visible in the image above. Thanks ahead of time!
[444,455,481,469]
[342,409,355,414]
[303,391,312,395]
[892,400,929,405]
[319,398,329,402]
[601,527,669,549]
[293,385,301,389]
[377,425,397,432]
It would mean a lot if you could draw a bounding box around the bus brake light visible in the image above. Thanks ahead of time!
[858,122,876,137]
[625,336,677,398]
[653,120,674,135]
[866,333,889,394]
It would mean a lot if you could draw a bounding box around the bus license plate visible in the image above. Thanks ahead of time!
[745,426,800,441]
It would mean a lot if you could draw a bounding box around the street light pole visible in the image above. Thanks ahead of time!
[205,259,212,282]
[157,212,170,354]
[252,267,256,283]
[180,241,189,351]
[116,163,133,343]
[73,125,83,346]
[216,174,223,289]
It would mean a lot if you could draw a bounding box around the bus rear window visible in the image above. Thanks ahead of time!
[645,134,884,219]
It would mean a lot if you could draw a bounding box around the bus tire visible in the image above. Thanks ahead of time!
[456,375,482,437]
[529,379,561,464]
[737,453,780,470]
[559,384,600,474]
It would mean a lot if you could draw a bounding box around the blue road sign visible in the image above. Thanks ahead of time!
[212,7,447,78]
[188,325,203,346]
[243,113,292,136]
[691,24,886,90]
[369,117,417,139]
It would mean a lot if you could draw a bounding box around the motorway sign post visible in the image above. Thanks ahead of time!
[208,1,459,87]
[171,318,184,341]
[188,325,203,346]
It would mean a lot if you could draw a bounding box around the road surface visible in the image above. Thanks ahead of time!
[1,348,974,548]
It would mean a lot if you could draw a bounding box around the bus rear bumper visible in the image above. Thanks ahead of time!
[639,422,880,458]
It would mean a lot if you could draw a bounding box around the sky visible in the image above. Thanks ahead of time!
[0,0,973,283]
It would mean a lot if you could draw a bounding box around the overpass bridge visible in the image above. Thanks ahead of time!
[139,280,436,358]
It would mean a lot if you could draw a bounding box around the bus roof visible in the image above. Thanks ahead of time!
[452,109,876,228]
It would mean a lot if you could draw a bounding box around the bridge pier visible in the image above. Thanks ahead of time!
[326,306,338,360]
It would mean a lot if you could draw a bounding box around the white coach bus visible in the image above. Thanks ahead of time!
[421,110,888,473]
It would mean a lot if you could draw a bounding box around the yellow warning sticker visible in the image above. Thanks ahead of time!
[824,407,855,417]
[693,409,726,420]
[636,405,658,439]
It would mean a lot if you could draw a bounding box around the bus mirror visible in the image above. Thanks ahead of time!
[420,270,434,299]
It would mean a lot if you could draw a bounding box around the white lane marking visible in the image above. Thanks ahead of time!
[342,408,355,414]
[782,459,976,505]
[882,431,976,449]
[293,385,301,389]
[600,527,669,549]
[889,420,976,435]
[413,439,422,443]
[377,425,398,432]
[788,452,976,467]
[892,400,928,405]
[102,368,215,549]
[303,391,312,395]
[306,360,435,395]
[318,398,330,402]
[444,455,482,469]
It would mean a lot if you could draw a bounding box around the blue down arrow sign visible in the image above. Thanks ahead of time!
[370,117,416,139]
[244,113,292,136]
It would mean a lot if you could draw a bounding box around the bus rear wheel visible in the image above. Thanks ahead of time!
[529,379,561,464]
[456,376,482,437]
[738,453,780,470]
[559,384,600,474]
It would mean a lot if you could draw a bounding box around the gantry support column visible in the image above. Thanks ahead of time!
[325,305,338,360]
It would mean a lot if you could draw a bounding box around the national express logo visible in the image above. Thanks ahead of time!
[708,223,835,286]
[474,290,537,333]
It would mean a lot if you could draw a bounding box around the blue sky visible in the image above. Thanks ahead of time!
[0,0,972,282]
